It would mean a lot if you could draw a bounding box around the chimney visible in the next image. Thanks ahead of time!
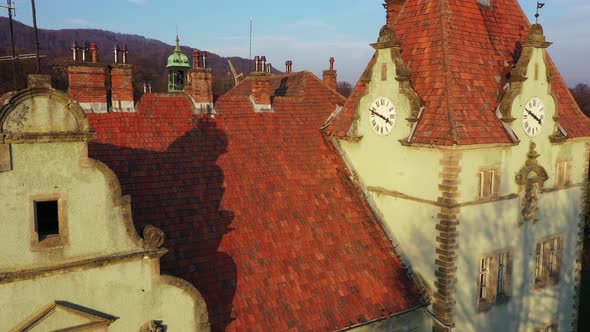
[68,62,108,113]
[186,49,214,113]
[384,0,406,26]
[250,55,272,112]
[322,57,337,91]
[110,62,135,112]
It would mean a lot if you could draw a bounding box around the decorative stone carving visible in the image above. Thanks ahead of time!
[372,25,401,49]
[370,25,421,124]
[515,143,548,223]
[140,320,164,332]
[142,225,165,249]
[498,24,555,127]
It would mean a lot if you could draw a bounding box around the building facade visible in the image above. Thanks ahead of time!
[0,76,209,331]
[326,1,590,331]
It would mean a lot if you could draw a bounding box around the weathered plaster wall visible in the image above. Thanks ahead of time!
[339,48,442,296]
[1,259,205,331]
[0,87,209,331]
[0,142,138,267]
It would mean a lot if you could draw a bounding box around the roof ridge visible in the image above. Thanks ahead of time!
[439,0,460,144]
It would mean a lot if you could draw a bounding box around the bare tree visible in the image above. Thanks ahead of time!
[571,83,590,117]
[336,81,353,98]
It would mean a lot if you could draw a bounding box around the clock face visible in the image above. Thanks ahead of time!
[369,96,396,136]
[522,97,545,137]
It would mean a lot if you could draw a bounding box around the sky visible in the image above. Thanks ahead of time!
[1,0,589,85]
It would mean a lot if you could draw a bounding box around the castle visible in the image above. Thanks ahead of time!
[1,1,588,331]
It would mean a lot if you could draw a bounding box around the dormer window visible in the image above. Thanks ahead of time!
[30,194,68,249]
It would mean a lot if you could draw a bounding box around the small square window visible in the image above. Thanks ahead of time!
[35,200,59,241]
[29,194,67,250]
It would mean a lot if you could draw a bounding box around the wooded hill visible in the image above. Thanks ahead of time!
[0,17,264,98]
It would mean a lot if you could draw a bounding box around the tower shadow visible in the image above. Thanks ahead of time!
[89,119,236,331]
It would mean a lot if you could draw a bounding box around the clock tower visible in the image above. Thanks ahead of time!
[325,1,590,331]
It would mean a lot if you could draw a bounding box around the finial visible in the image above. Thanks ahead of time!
[535,1,545,24]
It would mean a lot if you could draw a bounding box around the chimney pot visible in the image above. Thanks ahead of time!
[260,56,267,72]
[113,44,119,64]
[122,45,128,64]
[254,56,260,72]
[81,41,89,62]
[90,43,98,63]
[201,52,208,69]
[323,57,337,91]
[193,49,201,68]
[71,41,79,61]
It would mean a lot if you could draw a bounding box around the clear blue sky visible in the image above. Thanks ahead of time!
[2,0,589,85]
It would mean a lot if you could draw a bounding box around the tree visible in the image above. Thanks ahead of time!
[336,81,352,98]
[571,83,590,118]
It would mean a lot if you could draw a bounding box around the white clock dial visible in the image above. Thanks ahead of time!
[522,97,545,137]
[369,96,397,136]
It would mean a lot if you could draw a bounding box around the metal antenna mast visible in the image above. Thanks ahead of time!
[31,0,41,73]
[535,1,545,24]
[1,0,18,89]
[249,17,252,72]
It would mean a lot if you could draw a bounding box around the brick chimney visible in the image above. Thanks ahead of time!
[68,41,108,113]
[250,55,272,112]
[110,64,135,112]
[322,57,337,91]
[186,49,214,113]
[384,0,406,26]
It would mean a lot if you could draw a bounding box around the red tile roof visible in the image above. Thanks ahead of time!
[87,71,424,331]
[328,0,590,145]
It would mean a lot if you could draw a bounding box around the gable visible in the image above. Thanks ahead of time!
[0,89,93,143]
[10,301,116,332]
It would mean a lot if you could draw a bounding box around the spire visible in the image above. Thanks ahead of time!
[175,35,181,52]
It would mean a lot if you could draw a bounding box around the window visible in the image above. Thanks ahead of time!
[534,322,558,332]
[535,237,563,288]
[478,250,512,311]
[555,160,572,186]
[29,194,67,249]
[478,169,499,199]
[479,257,491,302]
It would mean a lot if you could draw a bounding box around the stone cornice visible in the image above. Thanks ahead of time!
[0,248,166,285]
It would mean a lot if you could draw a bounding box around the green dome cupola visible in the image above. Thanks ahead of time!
[167,36,191,92]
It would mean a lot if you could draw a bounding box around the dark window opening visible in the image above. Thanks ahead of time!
[35,200,59,240]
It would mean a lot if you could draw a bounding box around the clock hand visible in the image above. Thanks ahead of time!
[526,109,542,126]
[370,110,391,124]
